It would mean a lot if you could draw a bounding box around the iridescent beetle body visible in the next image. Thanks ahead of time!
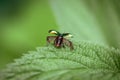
[47,30,73,50]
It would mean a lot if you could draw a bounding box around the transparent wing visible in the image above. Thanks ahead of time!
[63,38,74,50]
[47,36,56,44]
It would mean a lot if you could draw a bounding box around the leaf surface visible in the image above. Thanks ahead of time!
[1,41,120,80]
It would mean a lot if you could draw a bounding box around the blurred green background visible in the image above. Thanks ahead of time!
[0,0,120,70]
[0,0,57,69]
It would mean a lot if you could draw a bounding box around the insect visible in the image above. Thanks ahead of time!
[47,30,74,50]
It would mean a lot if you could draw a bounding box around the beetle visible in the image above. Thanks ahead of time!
[47,30,74,50]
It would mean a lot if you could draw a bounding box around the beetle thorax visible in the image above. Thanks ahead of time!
[54,36,63,47]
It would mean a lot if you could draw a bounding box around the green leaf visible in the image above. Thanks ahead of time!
[1,41,120,80]
[49,0,120,48]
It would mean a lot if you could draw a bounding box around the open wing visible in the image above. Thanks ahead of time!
[46,36,56,44]
[63,38,74,50]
